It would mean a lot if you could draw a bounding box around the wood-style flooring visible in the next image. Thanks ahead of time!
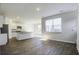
[0,37,78,55]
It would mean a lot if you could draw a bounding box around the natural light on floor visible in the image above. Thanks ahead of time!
[40,35,48,41]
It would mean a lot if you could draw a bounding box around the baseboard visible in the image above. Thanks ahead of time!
[49,39,76,44]
[77,46,79,53]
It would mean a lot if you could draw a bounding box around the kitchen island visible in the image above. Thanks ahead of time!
[12,31,32,40]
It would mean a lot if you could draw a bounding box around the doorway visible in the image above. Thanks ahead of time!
[33,23,42,37]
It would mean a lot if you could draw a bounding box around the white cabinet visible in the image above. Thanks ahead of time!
[0,34,7,45]
[0,24,2,28]
[0,16,5,27]
[16,32,32,40]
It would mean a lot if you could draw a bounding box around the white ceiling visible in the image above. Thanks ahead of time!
[0,3,78,20]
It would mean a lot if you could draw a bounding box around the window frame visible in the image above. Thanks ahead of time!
[45,18,62,33]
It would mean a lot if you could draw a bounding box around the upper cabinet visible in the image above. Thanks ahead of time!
[0,16,5,27]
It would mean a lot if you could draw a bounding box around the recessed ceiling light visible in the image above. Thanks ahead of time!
[36,8,40,11]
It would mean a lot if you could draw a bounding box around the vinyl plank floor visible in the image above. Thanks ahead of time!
[0,37,78,55]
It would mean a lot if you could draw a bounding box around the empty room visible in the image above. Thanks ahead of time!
[0,3,78,55]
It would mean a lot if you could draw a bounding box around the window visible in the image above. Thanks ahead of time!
[45,18,62,32]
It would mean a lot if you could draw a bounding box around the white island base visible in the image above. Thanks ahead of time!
[16,32,32,40]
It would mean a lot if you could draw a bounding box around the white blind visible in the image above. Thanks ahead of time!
[45,18,62,32]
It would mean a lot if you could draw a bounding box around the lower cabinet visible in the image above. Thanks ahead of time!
[0,34,7,45]
[16,32,32,40]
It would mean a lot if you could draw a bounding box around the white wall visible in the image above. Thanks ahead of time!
[0,16,5,24]
[42,11,77,43]
[22,24,34,32]
[77,7,79,52]
[0,16,5,27]
[22,19,41,32]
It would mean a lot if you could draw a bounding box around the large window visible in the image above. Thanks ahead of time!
[45,18,62,32]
